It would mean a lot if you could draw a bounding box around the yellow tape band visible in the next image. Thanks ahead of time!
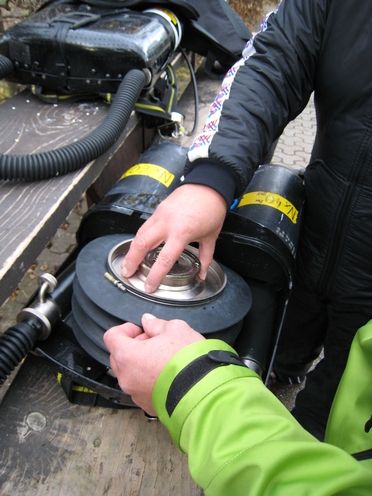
[238,191,299,224]
[157,7,179,25]
[121,163,175,188]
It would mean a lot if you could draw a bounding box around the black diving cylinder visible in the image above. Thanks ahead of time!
[77,141,188,245]
[214,164,305,379]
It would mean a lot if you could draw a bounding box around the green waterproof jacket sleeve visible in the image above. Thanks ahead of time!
[152,339,372,496]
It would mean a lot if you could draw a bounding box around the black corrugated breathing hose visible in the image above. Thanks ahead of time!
[0,54,14,78]
[0,55,147,181]
[0,320,42,385]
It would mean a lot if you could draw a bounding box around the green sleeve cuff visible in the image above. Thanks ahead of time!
[152,339,259,448]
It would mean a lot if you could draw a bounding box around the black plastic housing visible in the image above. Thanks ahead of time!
[0,3,177,94]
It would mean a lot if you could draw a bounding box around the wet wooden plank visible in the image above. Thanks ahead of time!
[0,353,203,495]
[0,91,153,307]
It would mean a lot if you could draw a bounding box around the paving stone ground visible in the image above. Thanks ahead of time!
[0,93,317,408]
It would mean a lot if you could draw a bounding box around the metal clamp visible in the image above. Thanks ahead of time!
[17,273,60,340]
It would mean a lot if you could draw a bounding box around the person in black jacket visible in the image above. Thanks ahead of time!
[121,0,372,440]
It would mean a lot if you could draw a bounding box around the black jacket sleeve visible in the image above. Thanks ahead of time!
[184,0,329,203]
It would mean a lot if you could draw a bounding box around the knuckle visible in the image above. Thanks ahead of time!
[132,233,148,251]
[157,251,176,270]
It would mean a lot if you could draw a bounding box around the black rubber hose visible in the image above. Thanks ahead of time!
[0,68,146,181]
[0,54,14,79]
[0,319,42,385]
[178,46,199,135]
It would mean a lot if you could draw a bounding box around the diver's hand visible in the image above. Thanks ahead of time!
[104,314,205,416]
[121,184,227,293]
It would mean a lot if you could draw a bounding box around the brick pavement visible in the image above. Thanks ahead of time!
[272,95,316,171]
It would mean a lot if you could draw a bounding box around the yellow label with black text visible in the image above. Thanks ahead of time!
[238,191,299,223]
[121,163,175,188]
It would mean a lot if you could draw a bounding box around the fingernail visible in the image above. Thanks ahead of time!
[121,259,128,277]
[142,313,156,321]
[145,283,155,294]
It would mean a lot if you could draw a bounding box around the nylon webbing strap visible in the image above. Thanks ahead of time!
[51,12,103,87]
[165,350,248,416]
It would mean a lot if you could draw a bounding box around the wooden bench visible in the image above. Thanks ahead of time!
[0,87,155,308]
[0,66,222,495]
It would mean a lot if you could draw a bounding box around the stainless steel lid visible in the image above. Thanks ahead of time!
[108,239,226,305]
